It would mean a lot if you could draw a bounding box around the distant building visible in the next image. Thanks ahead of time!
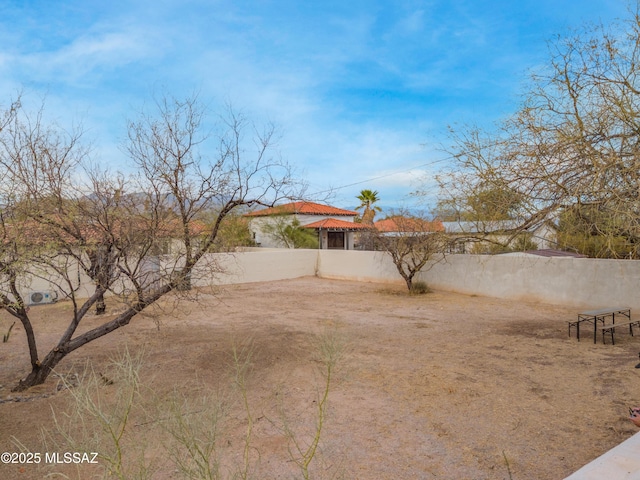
[244,201,370,249]
[374,216,444,235]
[440,220,557,254]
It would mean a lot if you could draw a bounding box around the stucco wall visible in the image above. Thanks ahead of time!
[17,249,640,311]
[314,250,640,310]
[419,254,640,310]
[316,249,402,285]
[19,260,99,304]
[189,248,318,285]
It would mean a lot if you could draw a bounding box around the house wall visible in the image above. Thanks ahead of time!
[247,217,285,247]
[346,232,355,250]
[248,214,356,248]
[442,221,557,253]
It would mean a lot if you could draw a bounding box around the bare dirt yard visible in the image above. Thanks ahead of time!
[1,276,640,480]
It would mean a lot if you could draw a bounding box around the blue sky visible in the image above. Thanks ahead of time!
[0,0,629,212]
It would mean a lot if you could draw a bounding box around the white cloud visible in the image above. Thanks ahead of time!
[5,23,165,88]
[0,0,630,213]
[368,168,432,189]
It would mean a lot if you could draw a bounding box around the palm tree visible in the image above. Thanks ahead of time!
[356,189,382,224]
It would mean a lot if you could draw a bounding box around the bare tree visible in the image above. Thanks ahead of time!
[435,6,640,257]
[374,212,448,291]
[0,94,297,391]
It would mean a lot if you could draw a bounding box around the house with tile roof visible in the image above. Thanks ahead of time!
[440,220,557,253]
[244,201,370,249]
[374,216,445,235]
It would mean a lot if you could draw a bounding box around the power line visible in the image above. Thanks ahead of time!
[308,156,452,197]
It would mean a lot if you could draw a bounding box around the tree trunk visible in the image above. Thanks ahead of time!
[404,277,413,291]
[362,209,375,225]
[12,348,67,392]
[12,287,169,391]
[95,293,106,315]
[18,311,40,369]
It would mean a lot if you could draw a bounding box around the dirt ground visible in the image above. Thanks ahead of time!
[1,276,640,480]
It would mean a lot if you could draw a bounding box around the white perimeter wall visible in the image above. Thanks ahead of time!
[419,254,640,310]
[23,249,640,311]
[315,250,402,285]
[202,249,640,311]
[315,251,640,310]
[190,248,318,286]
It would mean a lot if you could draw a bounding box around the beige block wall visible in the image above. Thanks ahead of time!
[316,250,640,310]
[419,254,640,310]
[189,249,318,286]
[316,249,403,285]
[18,260,96,304]
[17,249,640,311]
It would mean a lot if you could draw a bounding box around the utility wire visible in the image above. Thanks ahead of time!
[308,156,452,197]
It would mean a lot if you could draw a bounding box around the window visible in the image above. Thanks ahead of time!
[327,231,345,249]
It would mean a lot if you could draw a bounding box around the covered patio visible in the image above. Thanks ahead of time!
[302,218,371,249]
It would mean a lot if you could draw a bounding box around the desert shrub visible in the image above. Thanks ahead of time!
[36,333,345,479]
[43,347,153,480]
[410,280,431,295]
[162,390,227,480]
[277,330,346,480]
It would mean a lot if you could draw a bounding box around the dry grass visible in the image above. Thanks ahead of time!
[1,276,640,479]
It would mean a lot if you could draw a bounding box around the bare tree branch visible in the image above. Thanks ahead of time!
[0,94,299,391]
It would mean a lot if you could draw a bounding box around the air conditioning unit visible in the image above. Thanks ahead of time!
[28,290,58,306]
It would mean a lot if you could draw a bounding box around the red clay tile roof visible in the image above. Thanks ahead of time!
[374,216,444,233]
[302,218,371,230]
[244,201,357,217]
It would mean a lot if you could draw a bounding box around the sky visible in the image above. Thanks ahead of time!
[0,0,630,212]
